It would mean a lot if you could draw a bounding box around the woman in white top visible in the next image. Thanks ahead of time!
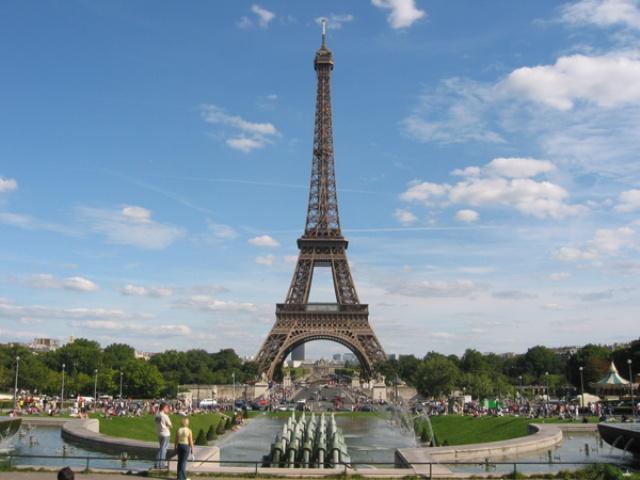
[174,417,194,480]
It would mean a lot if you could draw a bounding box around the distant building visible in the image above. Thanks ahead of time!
[343,352,357,364]
[332,353,342,361]
[387,353,399,361]
[134,350,154,361]
[291,344,305,361]
[551,346,578,356]
[29,338,60,352]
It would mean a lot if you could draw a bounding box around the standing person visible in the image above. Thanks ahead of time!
[154,402,172,469]
[174,417,194,480]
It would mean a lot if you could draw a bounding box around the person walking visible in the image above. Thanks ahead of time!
[154,402,173,469]
[174,417,194,480]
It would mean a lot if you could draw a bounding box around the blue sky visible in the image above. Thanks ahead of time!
[1,0,639,358]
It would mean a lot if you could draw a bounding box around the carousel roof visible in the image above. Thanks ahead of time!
[590,361,631,388]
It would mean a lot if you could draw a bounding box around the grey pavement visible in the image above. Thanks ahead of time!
[0,473,176,480]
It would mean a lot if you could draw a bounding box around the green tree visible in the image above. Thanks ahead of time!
[103,344,136,370]
[415,353,460,398]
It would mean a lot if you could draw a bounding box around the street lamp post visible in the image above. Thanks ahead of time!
[61,363,66,411]
[119,371,123,399]
[232,372,236,403]
[579,366,585,412]
[518,375,523,405]
[545,371,549,416]
[628,359,635,419]
[94,369,98,407]
[13,355,20,410]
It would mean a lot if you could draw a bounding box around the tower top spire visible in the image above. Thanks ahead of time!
[315,19,333,69]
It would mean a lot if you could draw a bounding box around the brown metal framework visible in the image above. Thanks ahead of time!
[255,30,386,380]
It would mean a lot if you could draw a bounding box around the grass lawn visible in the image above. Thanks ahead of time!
[424,416,598,446]
[93,413,227,442]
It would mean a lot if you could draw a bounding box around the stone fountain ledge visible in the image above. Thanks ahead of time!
[396,422,597,477]
[59,418,219,468]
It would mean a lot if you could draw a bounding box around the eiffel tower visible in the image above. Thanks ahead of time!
[255,24,386,380]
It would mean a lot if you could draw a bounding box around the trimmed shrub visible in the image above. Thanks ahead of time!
[195,428,207,446]
[216,418,226,435]
[206,424,216,441]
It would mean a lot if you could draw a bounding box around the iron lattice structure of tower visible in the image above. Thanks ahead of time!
[255,28,387,380]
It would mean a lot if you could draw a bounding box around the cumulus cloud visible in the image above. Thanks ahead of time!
[0,177,17,193]
[120,284,173,298]
[201,104,279,153]
[73,319,191,337]
[255,254,275,266]
[554,225,636,262]
[548,272,571,281]
[248,235,280,247]
[26,274,99,292]
[400,157,584,219]
[503,54,640,111]
[238,4,275,29]
[386,279,480,298]
[393,208,418,225]
[559,0,640,30]
[492,290,537,300]
[455,209,479,223]
[371,0,426,29]
[615,189,640,212]
[315,14,354,30]
[77,205,184,250]
[0,298,152,322]
[172,295,257,313]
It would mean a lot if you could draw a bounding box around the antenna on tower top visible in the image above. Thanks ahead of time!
[321,18,327,46]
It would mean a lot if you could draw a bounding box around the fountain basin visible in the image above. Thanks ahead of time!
[0,417,22,446]
[598,423,640,455]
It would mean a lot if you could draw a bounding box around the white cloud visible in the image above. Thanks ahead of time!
[387,279,479,298]
[393,208,418,226]
[77,205,184,250]
[252,4,275,28]
[315,14,354,30]
[455,209,479,223]
[615,189,640,212]
[492,290,537,300]
[237,4,276,29]
[0,177,17,193]
[400,158,584,219]
[560,0,640,30]
[172,295,257,313]
[74,319,191,337]
[255,254,275,266]
[120,284,173,298]
[555,225,636,262]
[201,104,279,153]
[485,158,556,178]
[27,274,99,292]
[248,235,280,247]
[504,54,640,111]
[207,222,238,240]
[121,205,151,223]
[0,298,152,322]
[548,272,571,281]
[371,0,426,29]
[400,181,449,204]
[0,211,75,235]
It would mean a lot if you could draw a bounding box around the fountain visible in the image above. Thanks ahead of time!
[599,423,640,456]
[0,417,22,453]
[263,412,351,468]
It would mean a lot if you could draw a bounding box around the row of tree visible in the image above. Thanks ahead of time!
[376,339,640,399]
[2,337,638,400]
[0,339,257,399]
